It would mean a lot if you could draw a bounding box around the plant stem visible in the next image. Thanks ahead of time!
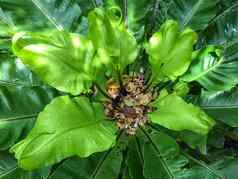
[139,126,175,179]
[94,83,112,100]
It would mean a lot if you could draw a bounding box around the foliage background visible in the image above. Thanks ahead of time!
[0,0,238,178]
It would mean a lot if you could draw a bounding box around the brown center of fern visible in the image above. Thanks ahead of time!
[104,75,155,135]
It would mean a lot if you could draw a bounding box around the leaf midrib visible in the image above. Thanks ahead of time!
[186,56,224,82]
[200,105,238,110]
[20,120,112,159]
[0,165,18,178]
[182,0,204,27]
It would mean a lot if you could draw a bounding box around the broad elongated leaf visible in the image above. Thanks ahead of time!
[183,44,238,91]
[199,5,238,46]
[199,89,238,127]
[166,0,218,30]
[0,58,41,87]
[30,0,81,31]
[48,148,122,179]
[0,85,58,150]
[146,20,197,81]
[12,31,100,95]
[11,95,117,170]
[88,8,138,74]
[143,130,190,179]
[149,93,215,135]
[0,153,50,179]
[126,137,144,179]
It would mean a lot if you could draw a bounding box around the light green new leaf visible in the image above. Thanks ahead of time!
[10,95,117,170]
[149,93,215,135]
[12,31,98,95]
[88,8,138,74]
[146,20,197,81]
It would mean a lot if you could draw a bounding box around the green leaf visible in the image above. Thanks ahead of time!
[10,95,117,170]
[199,89,238,127]
[48,148,122,179]
[0,153,50,179]
[179,131,207,154]
[12,31,99,95]
[182,45,238,91]
[88,8,138,74]
[142,130,189,179]
[29,0,81,31]
[166,0,219,30]
[0,85,58,150]
[149,93,215,135]
[146,20,197,81]
[199,4,238,46]
[126,137,144,179]
[0,58,41,87]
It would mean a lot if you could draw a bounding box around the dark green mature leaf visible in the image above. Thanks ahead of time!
[185,156,238,179]
[11,95,117,170]
[146,20,197,81]
[12,31,100,95]
[88,8,138,75]
[0,58,41,87]
[126,137,144,179]
[191,5,238,91]
[48,148,122,179]
[199,4,238,46]
[149,93,215,135]
[0,153,50,179]
[183,42,238,91]
[142,130,190,179]
[166,0,218,31]
[199,89,238,127]
[180,131,207,154]
[0,0,51,31]
[29,0,81,31]
[0,85,58,150]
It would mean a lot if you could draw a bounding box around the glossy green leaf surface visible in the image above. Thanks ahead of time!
[0,58,41,87]
[199,89,238,127]
[166,0,218,30]
[146,20,197,81]
[143,130,190,179]
[183,45,238,91]
[0,85,58,150]
[199,5,238,46]
[0,153,50,179]
[29,0,81,31]
[88,8,138,74]
[149,93,215,135]
[48,148,122,179]
[11,95,117,170]
[12,31,98,95]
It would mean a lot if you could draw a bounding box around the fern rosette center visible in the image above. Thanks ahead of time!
[104,75,155,135]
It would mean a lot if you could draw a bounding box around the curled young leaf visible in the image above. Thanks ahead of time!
[149,93,215,135]
[12,31,99,95]
[88,8,138,74]
[146,20,198,81]
[10,95,118,170]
